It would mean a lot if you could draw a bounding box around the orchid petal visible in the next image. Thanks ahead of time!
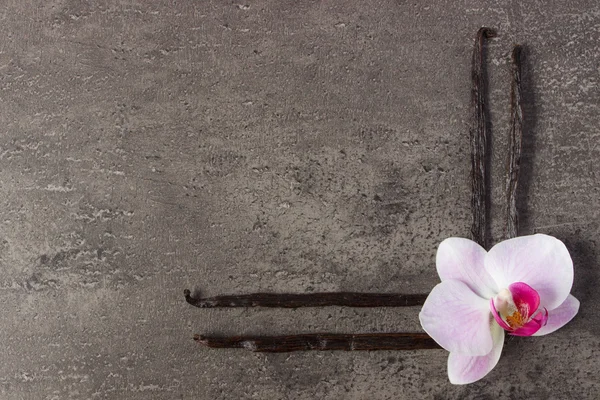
[448,322,505,384]
[511,308,548,336]
[508,282,541,320]
[419,280,493,356]
[436,238,498,298]
[485,234,573,310]
[533,294,580,336]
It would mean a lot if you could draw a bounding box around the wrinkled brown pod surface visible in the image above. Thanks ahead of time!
[195,333,441,352]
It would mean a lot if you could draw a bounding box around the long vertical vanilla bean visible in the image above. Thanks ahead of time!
[470,27,496,248]
[505,45,523,239]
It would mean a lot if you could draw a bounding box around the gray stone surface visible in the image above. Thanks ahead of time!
[0,0,599,399]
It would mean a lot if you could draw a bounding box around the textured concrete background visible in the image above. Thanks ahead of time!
[1,0,599,399]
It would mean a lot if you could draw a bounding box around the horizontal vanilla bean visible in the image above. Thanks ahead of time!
[184,289,428,308]
[470,27,496,248]
[194,333,441,352]
[505,45,523,239]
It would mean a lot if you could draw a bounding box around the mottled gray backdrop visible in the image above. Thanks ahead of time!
[1,0,599,399]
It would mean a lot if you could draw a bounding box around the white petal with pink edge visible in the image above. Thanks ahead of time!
[436,237,498,298]
[419,279,493,356]
[447,322,505,384]
[484,234,573,311]
[533,294,580,336]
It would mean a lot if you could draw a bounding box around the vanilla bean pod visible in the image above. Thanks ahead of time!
[184,289,428,308]
[505,45,523,239]
[194,333,440,352]
[470,27,496,248]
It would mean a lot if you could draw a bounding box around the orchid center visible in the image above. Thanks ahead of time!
[489,283,549,336]
[492,288,526,328]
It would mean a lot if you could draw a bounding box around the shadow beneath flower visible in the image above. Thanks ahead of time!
[564,236,599,333]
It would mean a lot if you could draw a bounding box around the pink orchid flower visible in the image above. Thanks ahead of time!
[419,234,580,384]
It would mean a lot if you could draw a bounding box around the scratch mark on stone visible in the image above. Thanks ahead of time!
[44,184,75,192]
